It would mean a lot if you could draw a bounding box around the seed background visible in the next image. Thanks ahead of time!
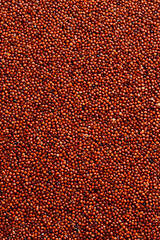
[0,0,159,239]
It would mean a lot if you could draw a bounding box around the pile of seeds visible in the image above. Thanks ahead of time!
[1,0,159,239]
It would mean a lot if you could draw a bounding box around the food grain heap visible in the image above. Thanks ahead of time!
[1,0,159,239]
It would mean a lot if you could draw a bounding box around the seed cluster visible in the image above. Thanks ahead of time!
[1,0,159,239]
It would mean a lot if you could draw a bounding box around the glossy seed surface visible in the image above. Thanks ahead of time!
[1,0,159,239]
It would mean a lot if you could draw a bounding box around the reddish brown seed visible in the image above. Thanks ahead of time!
[0,0,159,239]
